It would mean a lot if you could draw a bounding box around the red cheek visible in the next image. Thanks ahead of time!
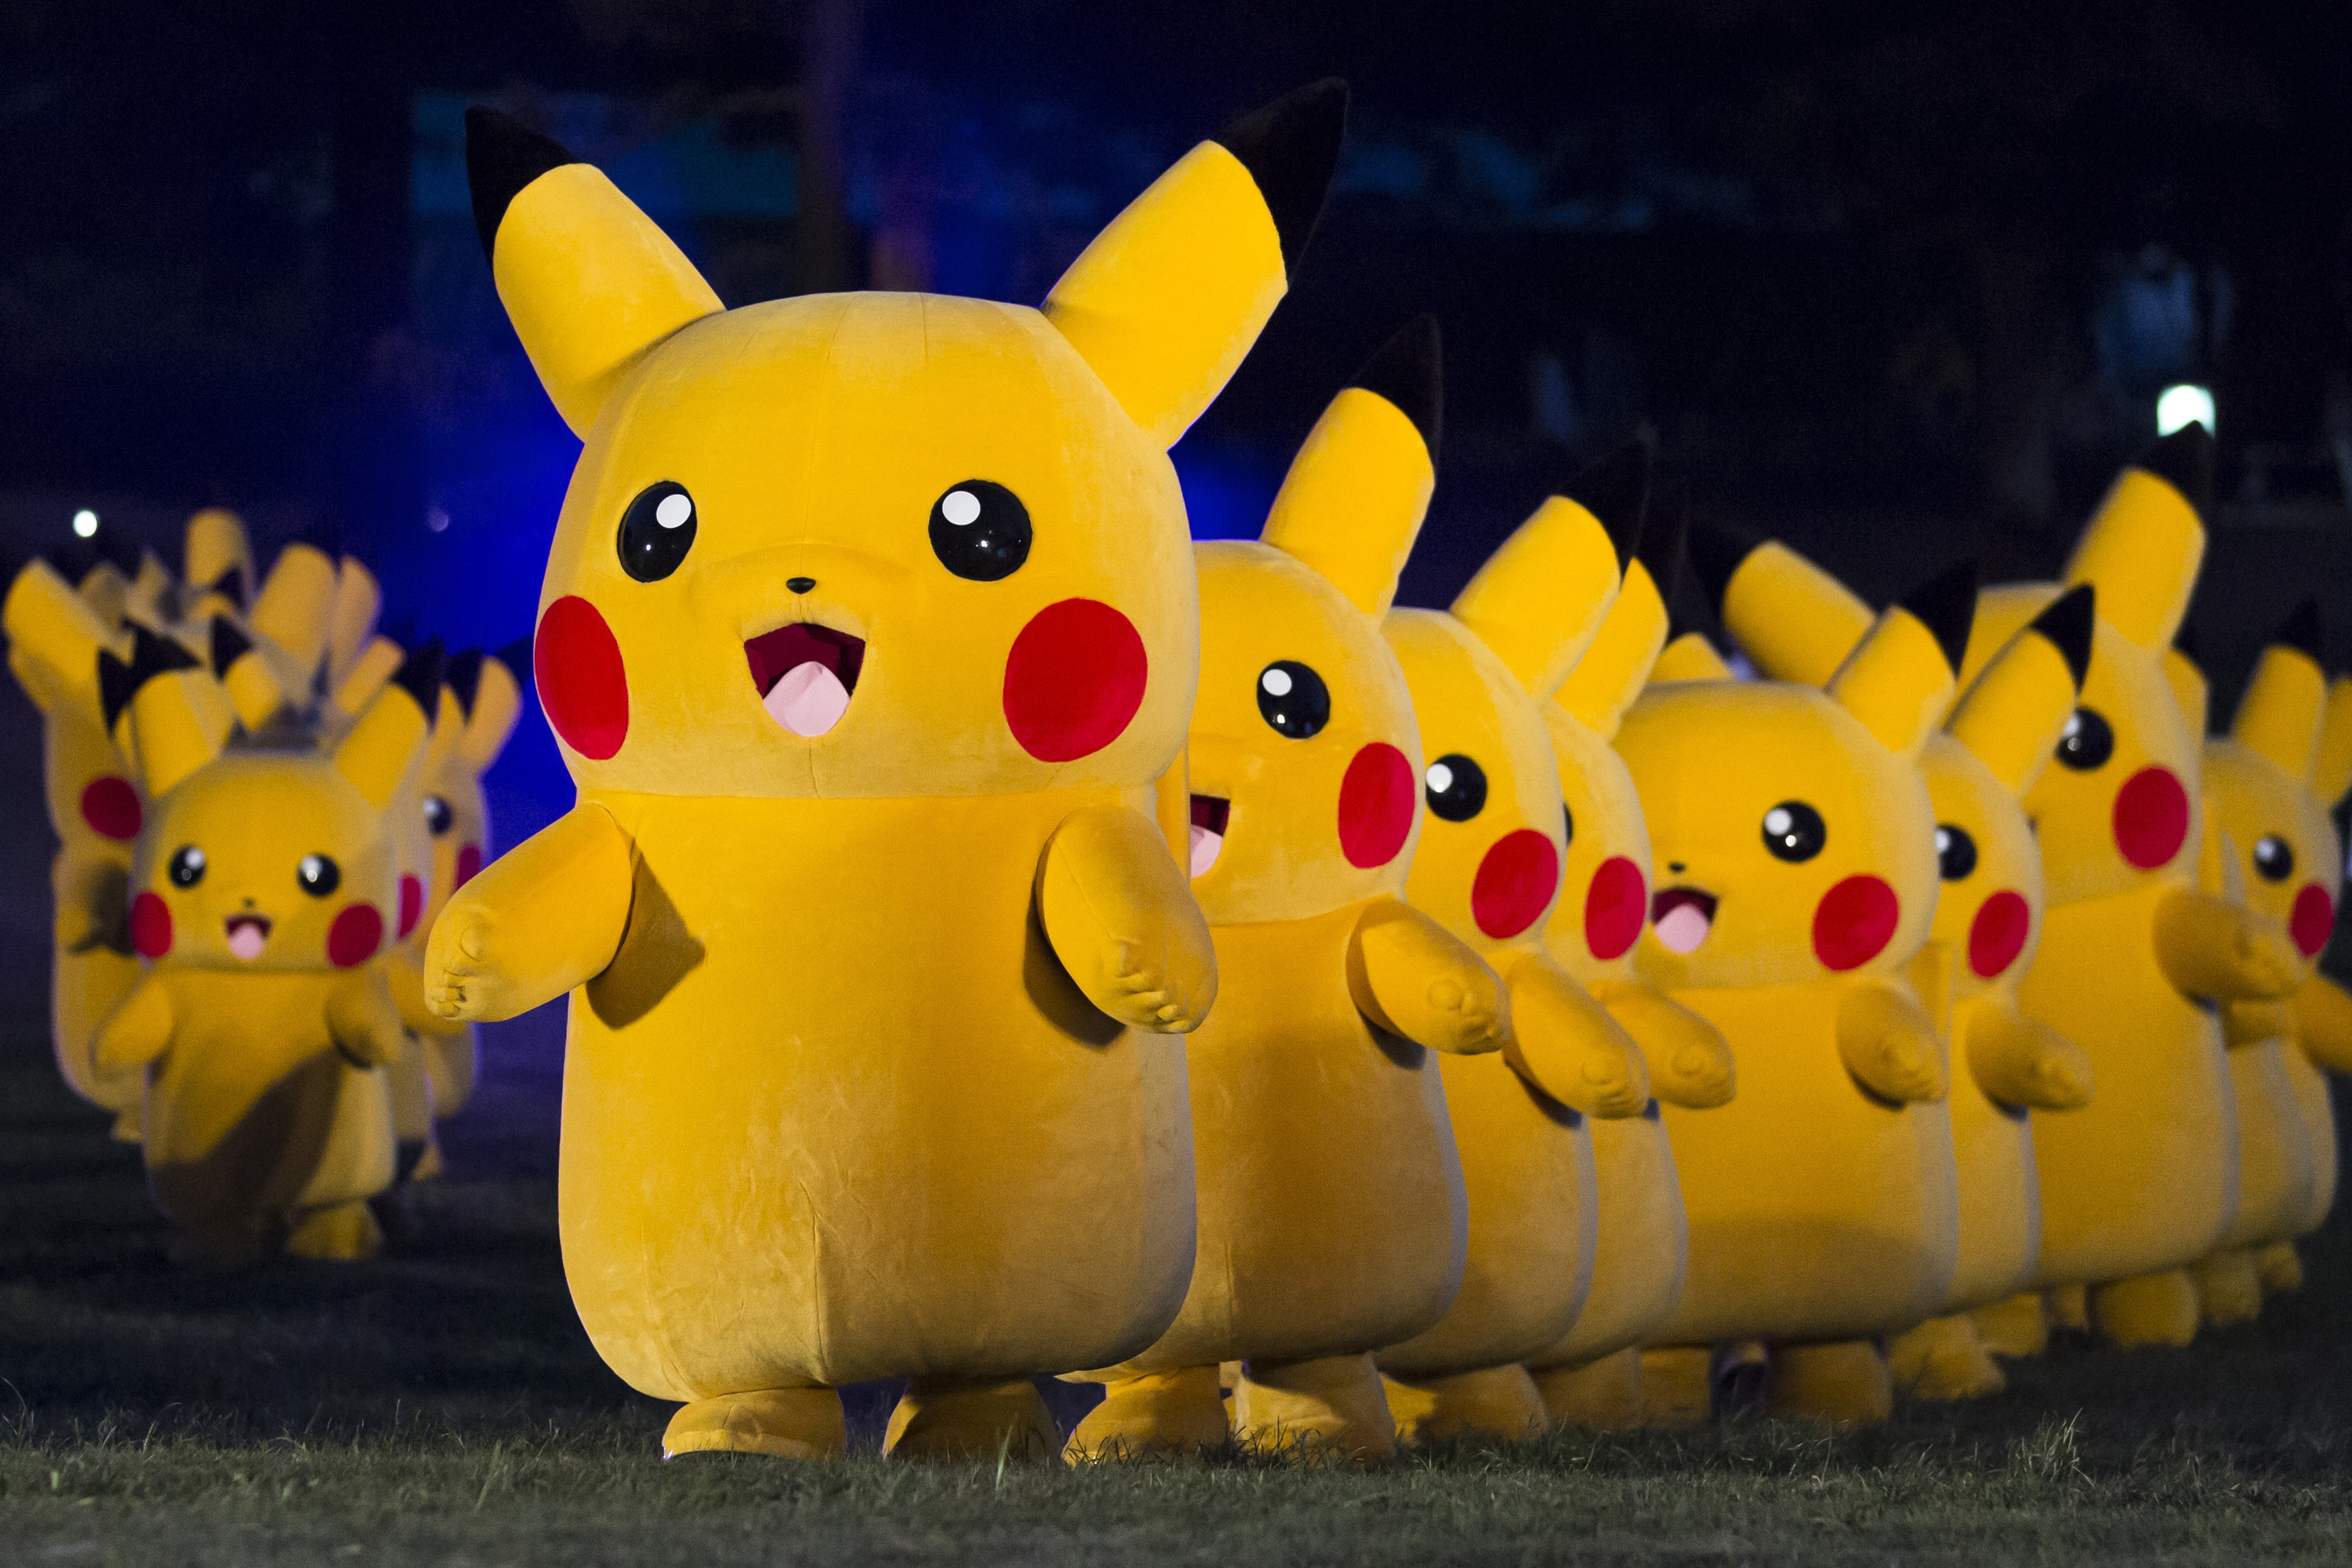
[1472,829,1562,940]
[79,776,141,840]
[2291,882,2335,957]
[1584,855,1647,961]
[328,903,384,968]
[1002,598,1148,762]
[397,876,423,939]
[456,842,483,891]
[129,891,171,959]
[535,595,629,760]
[1968,888,2032,978]
[1813,873,1900,971]
[2111,765,2189,870]
[1337,743,1416,868]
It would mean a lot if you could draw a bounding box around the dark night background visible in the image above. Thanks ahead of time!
[1,0,2348,1039]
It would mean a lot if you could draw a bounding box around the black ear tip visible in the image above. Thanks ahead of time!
[97,650,136,733]
[392,638,447,714]
[1349,316,1443,459]
[2277,598,2324,663]
[465,105,583,264]
[1213,78,1349,278]
[129,623,198,675]
[1898,556,1979,677]
[445,648,488,719]
[1562,438,1654,572]
[2138,422,2216,515]
[2031,583,2098,689]
[208,615,252,679]
[1682,515,1762,615]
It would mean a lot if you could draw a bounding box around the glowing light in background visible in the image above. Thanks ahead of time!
[2157,383,2215,437]
[71,510,97,538]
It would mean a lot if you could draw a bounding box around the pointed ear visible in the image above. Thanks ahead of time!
[1709,536,1876,688]
[183,509,252,608]
[1452,440,1651,698]
[326,555,382,693]
[1260,317,1439,617]
[1653,630,1734,684]
[1826,561,1974,757]
[452,646,527,771]
[2231,608,2327,781]
[1558,479,1686,736]
[2163,644,2210,739]
[2064,427,2210,651]
[209,615,289,730]
[2311,676,2352,807]
[1043,80,1345,448]
[467,107,726,437]
[103,629,230,797]
[335,643,442,810]
[5,558,125,709]
[249,543,339,682]
[1947,584,2091,796]
[331,635,406,718]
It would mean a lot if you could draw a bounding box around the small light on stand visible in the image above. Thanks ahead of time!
[2157,384,2215,437]
[71,510,98,539]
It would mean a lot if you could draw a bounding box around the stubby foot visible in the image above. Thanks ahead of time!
[1381,1365,1546,1445]
[1065,1367,1226,1463]
[1969,1292,2051,1359]
[884,1377,1063,1463]
[2089,1269,2200,1349]
[2256,1240,2305,1296]
[1531,1347,1643,1431]
[2188,1250,2263,1329]
[1765,1341,1892,1428]
[1887,1316,2004,1401]
[665,1388,845,1461]
[284,1200,383,1261]
[1635,1347,1713,1429]
[107,1106,143,1143]
[1233,1353,1395,1465]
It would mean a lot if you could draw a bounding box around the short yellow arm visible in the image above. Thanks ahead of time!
[1345,896,1507,1055]
[1495,949,1649,1118]
[1836,979,1947,1103]
[1036,804,1218,1034]
[93,975,174,1073]
[2295,971,2352,1073]
[2151,887,2302,1002]
[425,803,636,1023]
[1589,975,1734,1109]
[2221,996,2296,1051]
[1962,993,2092,1110]
[326,965,408,1068]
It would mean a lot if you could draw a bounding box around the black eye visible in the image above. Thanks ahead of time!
[423,796,454,837]
[1762,800,1827,862]
[1936,823,1978,881]
[1425,754,1487,822]
[1255,661,1330,739]
[297,855,340,898]
[1562,800,1575,848]
[928,481,1031,582]
[2253,834,2296,883]
[168,845,205,887]
[2056,707,2114,771]
[617,481,697,583]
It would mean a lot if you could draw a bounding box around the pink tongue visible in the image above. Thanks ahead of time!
[1654,904,1711,955]
[227,924,267,960]
[1189,826,1224,878]
[764,662,851,738]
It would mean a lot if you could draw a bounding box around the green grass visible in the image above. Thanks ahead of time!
[4,1033,2350,1566]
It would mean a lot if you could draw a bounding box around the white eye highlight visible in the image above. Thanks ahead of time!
[1261,666,1294,697]
[655,492,694,529]
[1426,762,1455,796]
[1764,807,1793,837]
[941,488,982,527]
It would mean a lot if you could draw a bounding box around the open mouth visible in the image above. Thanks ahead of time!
[745,623,866,738]
[224,913,272,961]
[1189,795,1230,878]
[1650,887,1717,955]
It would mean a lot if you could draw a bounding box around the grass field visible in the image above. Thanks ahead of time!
[4,1010,2350,1566]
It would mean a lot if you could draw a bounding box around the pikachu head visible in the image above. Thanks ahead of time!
[1967,429,2211,907]
[5,559,142,851]
[119,648,439,974]
[2198,604,2351,970]
[1388,442,1650,954]
[1187,320,1439,924]
[467,85,1345,802]
[1617,564,1968,990]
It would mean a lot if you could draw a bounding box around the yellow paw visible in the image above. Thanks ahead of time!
[1101,936,1215,1033]
[665,1388,846,1461]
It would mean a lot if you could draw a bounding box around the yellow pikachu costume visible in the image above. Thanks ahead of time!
[1959,428,2299,1348]
[1619,568,1970,1427]
[1369,450,1656,1443]
[1704,536,2097,1396]
[425,85,1348,1462]
[2181,609,2349,1316]
[5,561,142,1131]
[1069,320,1506,1465]
[93,644,434,1261]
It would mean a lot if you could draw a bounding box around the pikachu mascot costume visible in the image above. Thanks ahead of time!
[1959,428,2299,1348]
[93,636,433,1261]
[1619,568,1970,1427]
[425,83,1349,1462]
[1369,450,1656,1443]
[2177,608,2348,1318]
[1067,320,1506,1465]
[1700,535,2098,1394]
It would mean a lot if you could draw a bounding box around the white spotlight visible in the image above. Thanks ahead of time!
[2157,383,2215,437]
[71,510,98,538]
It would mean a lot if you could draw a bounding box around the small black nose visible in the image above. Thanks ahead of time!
[1668,862,1686,875]
[786,576,816,593]
[241,897,256,907]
